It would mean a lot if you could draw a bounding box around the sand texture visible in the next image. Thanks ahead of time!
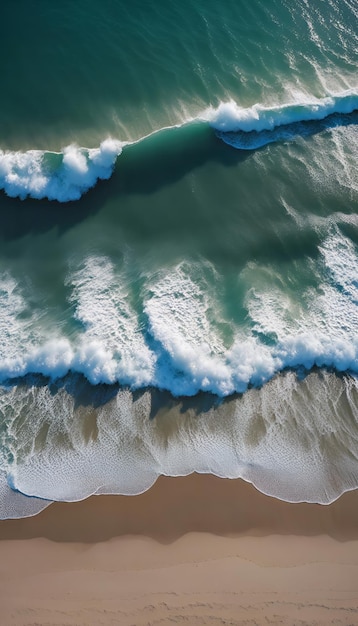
[1,473,358,625]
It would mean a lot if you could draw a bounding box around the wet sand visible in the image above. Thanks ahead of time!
[1,473,358,625]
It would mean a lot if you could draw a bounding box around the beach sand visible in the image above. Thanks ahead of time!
[1,473,358,625]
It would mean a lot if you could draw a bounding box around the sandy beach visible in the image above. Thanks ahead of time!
[1,473,358,625]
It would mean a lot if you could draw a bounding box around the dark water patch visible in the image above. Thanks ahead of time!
[0,124,250,241]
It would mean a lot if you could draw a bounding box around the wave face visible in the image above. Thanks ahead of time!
[210,93,358,149]
[0,0,358,516]
[0,92,357,202]
[207,91,358,130]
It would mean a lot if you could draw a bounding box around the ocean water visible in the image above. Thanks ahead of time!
[0,0,358,518]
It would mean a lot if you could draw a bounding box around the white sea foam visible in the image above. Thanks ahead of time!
[0,274,28,362]
[205,90,358,133]
[319,234,358,304]
[0,273,74,380]
[0,91,357,200]
[0,232,357,393]
[68,256,155,386]
[143,263,233,396]
[0,274,62,380]
[0,138,123,201]
[1,385,161,512]
[2,370,358,518]
[245,232,358,374]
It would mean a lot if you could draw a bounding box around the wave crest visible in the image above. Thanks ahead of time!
[0,138,123,202]
[0,90,357,201]
[205,90,358,133]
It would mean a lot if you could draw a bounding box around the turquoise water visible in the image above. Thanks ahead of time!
[0,0,358,517]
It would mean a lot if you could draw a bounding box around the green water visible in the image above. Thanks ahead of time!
[0,0,357,515]
[1,0,356,148]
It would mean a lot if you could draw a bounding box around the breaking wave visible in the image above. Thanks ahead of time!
[0,139,123,202]
[0,232,357,397]
[206,89,358,147]
[0,90,357,202]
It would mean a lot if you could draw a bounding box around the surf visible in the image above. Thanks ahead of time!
[0,90,357,202]
[0,231,357,396]
[2,369,358,520]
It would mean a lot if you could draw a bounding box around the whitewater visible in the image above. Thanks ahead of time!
[1,90,357,202]
[0,225,357,397]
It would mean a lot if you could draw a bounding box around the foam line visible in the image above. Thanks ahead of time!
[0,91,357,201]
[2,370,358,515]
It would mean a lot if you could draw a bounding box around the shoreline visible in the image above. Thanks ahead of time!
[1,474,358,625]
[2,473,358,542]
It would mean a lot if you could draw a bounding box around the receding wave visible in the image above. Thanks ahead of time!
[0,90,357,202]
[1,369,358,519]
